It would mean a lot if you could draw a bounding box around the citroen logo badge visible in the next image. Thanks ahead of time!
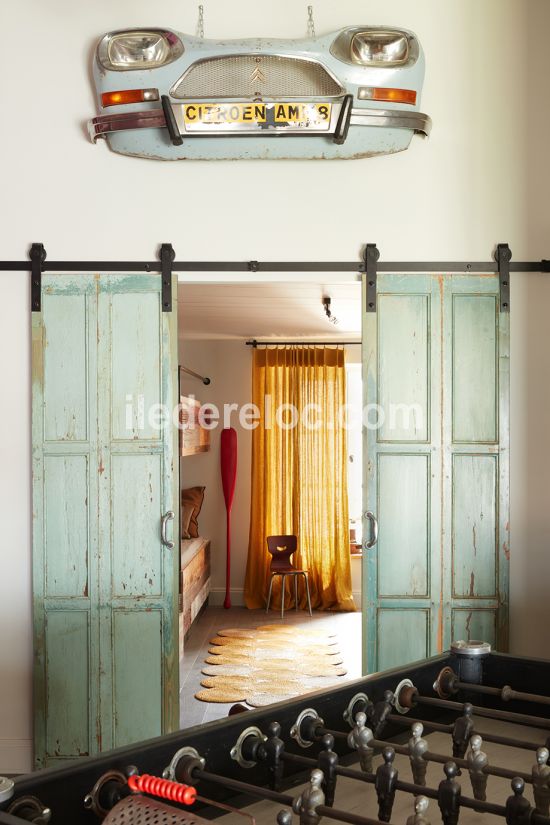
[250,66,266,84]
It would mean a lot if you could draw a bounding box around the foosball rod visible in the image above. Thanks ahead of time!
[283,752,549,824]
[370,738,532,784]
[192,769,388,825]
[334,765,527,819]
[438,673,550,708]
[387,714,547,753]
[400,688,550,731]
[313,725,533,784]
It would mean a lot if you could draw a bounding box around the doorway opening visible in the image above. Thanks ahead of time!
[176,279,362,728]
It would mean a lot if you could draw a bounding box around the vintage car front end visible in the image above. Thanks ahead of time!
[88,27,431,160]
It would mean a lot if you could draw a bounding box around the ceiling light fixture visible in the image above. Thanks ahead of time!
[323,296,339,325]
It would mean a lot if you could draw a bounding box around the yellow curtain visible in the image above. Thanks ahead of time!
[244,346,355,612]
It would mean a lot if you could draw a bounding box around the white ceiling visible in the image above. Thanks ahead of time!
[178,282,361,341]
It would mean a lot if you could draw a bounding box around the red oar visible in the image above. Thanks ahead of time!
[220,427,237,609]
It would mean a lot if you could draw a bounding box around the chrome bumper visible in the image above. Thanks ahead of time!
[350,107,432,137]
[88,108,167,142]
[88,105,432,142]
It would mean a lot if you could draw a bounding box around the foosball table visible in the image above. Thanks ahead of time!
[3,642,550,825]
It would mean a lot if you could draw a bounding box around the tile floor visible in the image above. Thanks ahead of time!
[179,606,362,729]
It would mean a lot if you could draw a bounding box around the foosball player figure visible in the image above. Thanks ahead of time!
[532,747,550,817]
[406,796,431,825]
[408,722,428,786]
[505,778,532,825]
[292,769,325,825]
[317,734,338,807]
[367,690,395,738]
[347,712,374,773]
[259,721,285,792]
[438,761,461,825]
[375,746,399,822]
[452,704,475,760]
[466,734,488,802]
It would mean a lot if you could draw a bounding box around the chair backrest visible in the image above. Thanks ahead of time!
[266,535,297,571]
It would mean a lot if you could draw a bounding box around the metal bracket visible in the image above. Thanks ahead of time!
[30,243,46,312]
[365,243,380,312]
[333,94,353,145]
[161,96,183,146]
[495,243,512,312]
[159,243,175,312]
[248,260,259,273]
[343,692,370,727]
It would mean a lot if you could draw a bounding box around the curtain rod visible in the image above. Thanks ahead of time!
[246,339,361,347]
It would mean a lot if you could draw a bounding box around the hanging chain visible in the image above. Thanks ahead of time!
[307,5,316,38]
[196,5,205,39]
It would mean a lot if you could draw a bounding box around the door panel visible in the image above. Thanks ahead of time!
[452,295,498,443]
[45,610,90,759]
[33,274,178,767]
[111,454,163,598]
[451,608,497,648]
[97,276,179,752]
[112,610,163,747]
[363,274,509,673]
[443,277,508,649]
[111,292,162,441]
[452,454,497,598]
[33,277,98,768]
[378,294,429,442]
[43,294,88,442]
[364,276,442,673]
[378,454,429,598]
[44,455,89,599]
[377,609,429,671]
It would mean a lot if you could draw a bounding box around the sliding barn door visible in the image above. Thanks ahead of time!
[362,273,509,673]
[32,274,179,767]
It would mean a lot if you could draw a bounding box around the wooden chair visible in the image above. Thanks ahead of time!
[265,535,312,618]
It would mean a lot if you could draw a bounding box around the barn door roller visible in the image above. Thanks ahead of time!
[159,243,175,312]
[365,243,380,313]
[30,243,46,312]
[495,243,511,313]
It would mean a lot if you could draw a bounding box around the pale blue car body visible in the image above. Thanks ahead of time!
[89,27,430,161]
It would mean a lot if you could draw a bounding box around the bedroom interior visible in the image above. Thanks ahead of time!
[177,281,363,725]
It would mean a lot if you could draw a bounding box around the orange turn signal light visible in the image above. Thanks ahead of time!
[101,89,159,107]
[358,87,417,105]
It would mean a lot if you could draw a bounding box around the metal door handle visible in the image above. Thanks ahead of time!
[161,511,175,549]
[364,511,379,549]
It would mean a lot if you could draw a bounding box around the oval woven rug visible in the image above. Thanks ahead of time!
[196,625,346,705]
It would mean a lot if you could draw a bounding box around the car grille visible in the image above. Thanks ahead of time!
[170,55,344,99]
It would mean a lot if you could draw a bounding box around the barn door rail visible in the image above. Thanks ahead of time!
[1,243,549,313]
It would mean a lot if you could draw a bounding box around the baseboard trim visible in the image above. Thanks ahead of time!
[209,588,362,610]
[209,588,245,607]
[0,739,32,775]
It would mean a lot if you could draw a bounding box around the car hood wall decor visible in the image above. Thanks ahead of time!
[88,26,431,160]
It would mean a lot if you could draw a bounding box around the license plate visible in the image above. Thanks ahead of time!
[181,102,333,133]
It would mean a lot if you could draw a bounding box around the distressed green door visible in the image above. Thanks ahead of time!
[362,274,509,673]
[32,274,179,767]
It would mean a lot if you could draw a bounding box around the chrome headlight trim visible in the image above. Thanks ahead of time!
[97,29,184,72]
[331,27,419,68]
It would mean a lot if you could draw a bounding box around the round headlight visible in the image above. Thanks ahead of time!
[351,31,409,66]
[98,29,184,71]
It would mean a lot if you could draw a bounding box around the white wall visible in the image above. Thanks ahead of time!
[178,340,253,605]
[2,0,550,772]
